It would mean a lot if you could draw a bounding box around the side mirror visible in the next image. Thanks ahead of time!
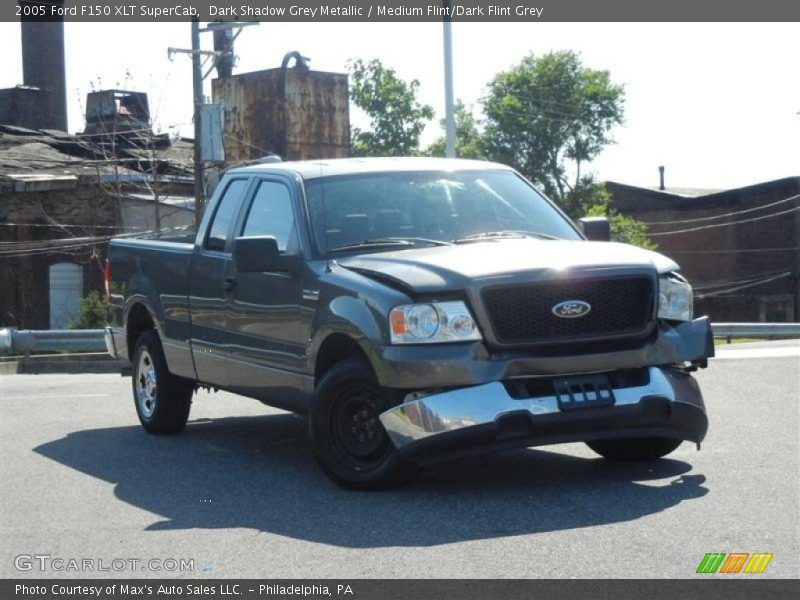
[578,216,611,242]
[232,236,300,274]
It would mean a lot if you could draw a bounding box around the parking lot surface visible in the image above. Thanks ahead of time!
[1,341,798,578]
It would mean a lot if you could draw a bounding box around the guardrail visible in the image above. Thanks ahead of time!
[712,323,800,339]
[0,328,106,355]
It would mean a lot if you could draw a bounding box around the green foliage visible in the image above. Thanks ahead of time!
[479,51,656,249]
[348,58,434,157]
[425,100,483,159]
[69,290,110,329]
[481,50,624,203]
[347,53,653,249]
[585,202,658,250]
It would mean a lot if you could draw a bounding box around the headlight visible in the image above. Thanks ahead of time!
[658,276,693,322]
[390,301,482,344]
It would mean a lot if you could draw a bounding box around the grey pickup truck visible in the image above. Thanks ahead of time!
[106,157,713,489]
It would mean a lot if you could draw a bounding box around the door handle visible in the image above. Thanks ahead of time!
[223,276,237,292]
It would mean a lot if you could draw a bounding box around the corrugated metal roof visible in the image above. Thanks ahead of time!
[0,126,194,191]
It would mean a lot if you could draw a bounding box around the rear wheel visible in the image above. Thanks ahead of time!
[309,358,419,490]
[132,331,193,434]
[586,437,683,461]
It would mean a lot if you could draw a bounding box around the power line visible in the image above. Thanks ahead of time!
[223,133,279,157]
[0,227,193,257]
[693,269,793,290]
[644,193,800,226]
[695,271,793,299]
[668,246,800,254]
[0,222,142,229]
[648,205,800,237]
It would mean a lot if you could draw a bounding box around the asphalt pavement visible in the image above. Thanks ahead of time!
[1,341,798,578]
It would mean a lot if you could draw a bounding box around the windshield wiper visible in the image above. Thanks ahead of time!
[453,230,558,243]
[328,237,453,253]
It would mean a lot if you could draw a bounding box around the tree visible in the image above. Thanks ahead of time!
[69,291,110,329]
[482,52,623,210]
[581,184,657,250]
[348,59,434,157]
[481,50,654,248]
[425,100,482,159]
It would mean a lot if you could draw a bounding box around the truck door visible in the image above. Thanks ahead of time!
[223,176,311,411]
[188,176,253,387]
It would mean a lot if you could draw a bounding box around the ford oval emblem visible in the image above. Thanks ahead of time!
[552,300,592,318]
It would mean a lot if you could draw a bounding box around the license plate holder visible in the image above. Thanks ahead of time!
[554,374,615,411]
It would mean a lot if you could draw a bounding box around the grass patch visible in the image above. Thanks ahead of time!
[714,337,766,346]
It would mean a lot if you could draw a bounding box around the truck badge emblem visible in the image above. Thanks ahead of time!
[552,300,591,318]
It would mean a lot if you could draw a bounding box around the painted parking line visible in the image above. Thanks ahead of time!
[0,393,111,400]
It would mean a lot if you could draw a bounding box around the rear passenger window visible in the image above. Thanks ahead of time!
[241,181,296,252]
[206,179,249,252]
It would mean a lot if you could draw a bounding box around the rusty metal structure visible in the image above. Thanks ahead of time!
[83,90,152,135]
[212,52,350,162]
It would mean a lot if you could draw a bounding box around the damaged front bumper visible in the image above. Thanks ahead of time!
[375,317,714,389]
[379,366,708,465]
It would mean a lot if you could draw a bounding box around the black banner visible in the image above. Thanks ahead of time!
[3,579,799,600]
[7,0,800,22]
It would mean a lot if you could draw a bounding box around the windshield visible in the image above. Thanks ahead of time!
[304,170,581,254]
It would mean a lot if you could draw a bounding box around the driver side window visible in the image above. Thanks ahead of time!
[241,181,297,253]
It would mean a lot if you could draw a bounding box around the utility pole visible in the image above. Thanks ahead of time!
[169,21,258,228]
[442,0,456,158]
[191,20,205,227]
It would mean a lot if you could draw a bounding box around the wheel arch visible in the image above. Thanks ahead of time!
[313,332,374,383]
[125,300,160,358]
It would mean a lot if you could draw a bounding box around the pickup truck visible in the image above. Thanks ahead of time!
[106,157,713,490]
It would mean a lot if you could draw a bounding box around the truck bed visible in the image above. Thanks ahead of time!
[107,237,196,374]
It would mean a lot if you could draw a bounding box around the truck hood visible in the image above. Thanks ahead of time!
[336,239,679,293]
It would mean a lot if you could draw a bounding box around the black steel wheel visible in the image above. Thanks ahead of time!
[309,358,419,490]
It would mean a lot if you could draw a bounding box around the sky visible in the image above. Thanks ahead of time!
[0,21,798,190]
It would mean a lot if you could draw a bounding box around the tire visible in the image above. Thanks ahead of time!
[131,330,193,434]
[308,358,419,490]
[586,437,683,461]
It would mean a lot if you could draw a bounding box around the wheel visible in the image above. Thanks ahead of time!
[308,358,419,490]
[586,437,683,461]
[132,330,193,434]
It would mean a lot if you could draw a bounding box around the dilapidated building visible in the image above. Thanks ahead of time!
[0,111,195,330]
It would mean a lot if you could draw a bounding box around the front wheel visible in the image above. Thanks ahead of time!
[308,358,419,490]
[132,331,193,434]
[586,437,683,461]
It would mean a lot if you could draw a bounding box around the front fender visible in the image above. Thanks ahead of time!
[307,295,387,376]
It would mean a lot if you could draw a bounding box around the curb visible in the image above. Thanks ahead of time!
[0,353,129,375]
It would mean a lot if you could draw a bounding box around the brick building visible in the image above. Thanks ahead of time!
[607,177,800,322]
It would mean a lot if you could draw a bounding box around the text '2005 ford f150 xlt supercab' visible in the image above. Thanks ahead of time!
[106,157,713,489]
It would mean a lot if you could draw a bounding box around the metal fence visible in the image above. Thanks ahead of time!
[1,324,798,357]
[711,323,800,339]
[0,328,106,355]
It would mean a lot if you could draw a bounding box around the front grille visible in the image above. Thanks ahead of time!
[481,276,654,344]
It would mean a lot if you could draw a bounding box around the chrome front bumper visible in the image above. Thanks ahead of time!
[379,367,707,464]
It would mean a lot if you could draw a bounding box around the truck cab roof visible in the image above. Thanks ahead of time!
[226,156,515,181]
